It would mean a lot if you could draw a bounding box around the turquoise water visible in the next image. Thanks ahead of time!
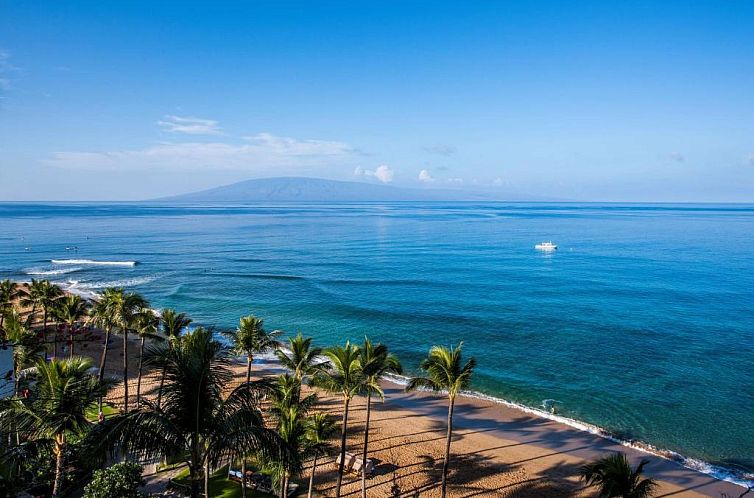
[1,202,752,472]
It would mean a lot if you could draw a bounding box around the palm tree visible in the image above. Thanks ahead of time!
[156,308,191,408]
[358,337,402,498]
[88,327,283,498]
[268,374,317,420]
[161,308,192,345]
[271,404,307,498]
[224,315,280,384]
[312,341,364,498]
[0,279,20,332]
[304,413,337,498]
[132,308,161,405]
[579,453,657,498]
[259,374,316,498]
[20,279,63,360]
[2,311,44,396]
[53,294,89,358]
[275,333,322,391]
[90,288,120,393]
[0,357,111,497]
[406,343,476,498]
[109,289,148,412]
[264,374,315,498]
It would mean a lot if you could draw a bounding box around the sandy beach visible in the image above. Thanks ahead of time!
[90,334,745,498]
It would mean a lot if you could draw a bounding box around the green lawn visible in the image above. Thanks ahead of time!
[85,402,117,422]
[171,465,306,498]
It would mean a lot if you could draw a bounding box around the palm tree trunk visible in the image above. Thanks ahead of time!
[52,433,66,497]
[13,364,20,446]
[123,328,129,413]
[69,323,75,358]
[136,336,145,405]
[98,326,111,411]
[205,460,210,498]
[440,396,455,498]
[189,465,200,498]
[240,458,247,498]
[43,309,50,361]
[361,391,372,498]
[238,354,252,498]
[157,364,166,408]
[157,340,174,409]
[335,396,350,498]
[307,454,318,498]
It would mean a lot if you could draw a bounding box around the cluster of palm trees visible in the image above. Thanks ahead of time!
[0,278,478,497]
[0,277,661,498]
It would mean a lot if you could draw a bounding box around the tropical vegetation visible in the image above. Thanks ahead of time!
[88,327,283,498]
[579,452,657,498]
[82,461,146,498]
[406,342,476,498]
[312,341,364,498]
[0,357,112,496]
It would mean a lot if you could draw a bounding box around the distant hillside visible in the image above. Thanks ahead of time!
[157,177,509,202]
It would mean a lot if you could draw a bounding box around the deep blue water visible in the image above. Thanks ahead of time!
[1,202,752,471]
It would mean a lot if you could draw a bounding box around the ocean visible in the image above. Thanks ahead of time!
[1,202,752,477]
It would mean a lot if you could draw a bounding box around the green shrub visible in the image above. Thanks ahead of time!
[83,462,146,498]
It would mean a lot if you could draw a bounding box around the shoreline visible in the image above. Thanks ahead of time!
[34,276,752,487]
[381,372,753,491]
[94,341,752,497]
[7,279,750,495]
[261,353,754,496]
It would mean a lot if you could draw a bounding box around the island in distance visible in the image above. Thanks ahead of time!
[156,176,547,203]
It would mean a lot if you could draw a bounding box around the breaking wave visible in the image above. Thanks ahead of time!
[26,267,82,276]
[51,259,137,267]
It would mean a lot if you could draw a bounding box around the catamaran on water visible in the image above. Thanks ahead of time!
[535,241,557,251]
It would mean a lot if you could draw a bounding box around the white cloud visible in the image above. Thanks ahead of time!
[746,154,754,166]
[46,132,355,172]
[244,133,352,156]
[418,169,434,183]
[355,164,394,183]
[158,115,223,135]
[446,177,464,185]
[493,176,505,186]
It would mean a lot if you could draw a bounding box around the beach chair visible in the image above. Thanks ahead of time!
[286,482,300,496]
[335,452,356,472]
[227,469,243,483]
[350,457,375,476]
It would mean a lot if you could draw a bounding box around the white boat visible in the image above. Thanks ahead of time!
[535,241,557,251]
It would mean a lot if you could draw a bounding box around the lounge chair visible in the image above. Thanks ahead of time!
[335,452,356,472]
[350,457,375,476]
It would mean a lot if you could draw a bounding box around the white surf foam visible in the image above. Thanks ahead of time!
[61,280,101,300]
[382,373,754,489]
[51,259,137,267]
[72,276,156,290]
[26,267,82,276]
[53,276,157,301]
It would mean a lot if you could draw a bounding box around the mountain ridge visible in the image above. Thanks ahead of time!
[156,177,534,202]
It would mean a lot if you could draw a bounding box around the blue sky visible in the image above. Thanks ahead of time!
[1,1,753,201]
